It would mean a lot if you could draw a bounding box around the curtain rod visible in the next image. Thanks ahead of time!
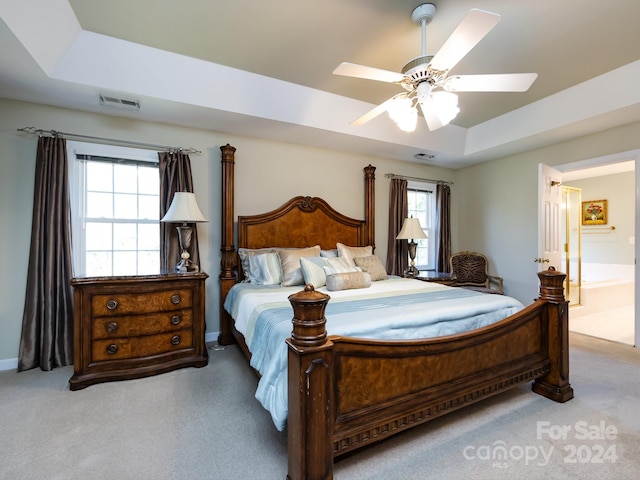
[17,127,202,155]
[385,173,454,185]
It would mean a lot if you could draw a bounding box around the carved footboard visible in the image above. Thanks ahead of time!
[286,268,573,480]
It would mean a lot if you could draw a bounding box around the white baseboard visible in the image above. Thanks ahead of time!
[0,357,18,372]
[205,331,220,344]
[0,332,221,372]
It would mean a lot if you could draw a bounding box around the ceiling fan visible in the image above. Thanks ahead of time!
[333,3,537,132]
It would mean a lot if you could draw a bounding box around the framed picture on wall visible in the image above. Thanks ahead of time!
[582,199,608,225]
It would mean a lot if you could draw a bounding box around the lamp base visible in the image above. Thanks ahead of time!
[404,265,420,277]
[404,239,420,277]
[175,257,200,273]
[175,225,199,273]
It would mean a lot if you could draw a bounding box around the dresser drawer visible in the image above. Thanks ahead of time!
[92,288,193,316]
[92,310,193,339]
[70,272,208,390]
[92,330,194,362]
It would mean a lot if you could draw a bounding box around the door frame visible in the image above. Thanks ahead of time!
[546,148,640,348]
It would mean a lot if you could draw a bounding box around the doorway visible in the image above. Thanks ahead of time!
[554,152,638,347]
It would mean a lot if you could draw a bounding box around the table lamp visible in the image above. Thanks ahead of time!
[396,216,427,277]
[161,192,207,272]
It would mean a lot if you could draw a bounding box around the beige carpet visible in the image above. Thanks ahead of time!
[1,333,639,480]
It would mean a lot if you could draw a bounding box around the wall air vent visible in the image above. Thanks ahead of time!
[99,94,140,111]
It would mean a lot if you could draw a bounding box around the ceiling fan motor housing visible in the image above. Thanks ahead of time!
[402,55,446,88]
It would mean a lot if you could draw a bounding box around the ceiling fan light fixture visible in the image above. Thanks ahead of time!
[416,81,432,103]
[430,91,460,126]
[387,95,418,132]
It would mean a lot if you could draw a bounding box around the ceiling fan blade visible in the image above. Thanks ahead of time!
[429,9,500,73]
[333,62,405,83]
[442,73,538,92]
[418,98,445,131]
[351,96,397,126]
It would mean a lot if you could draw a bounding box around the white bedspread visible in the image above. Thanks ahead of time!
[224,277,524,431]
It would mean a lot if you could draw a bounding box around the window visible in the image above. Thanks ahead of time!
[407,181,437,270]
[68,142,160,277]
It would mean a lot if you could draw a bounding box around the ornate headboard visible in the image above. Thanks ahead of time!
[238,196,367,250]
[217,144,376,344]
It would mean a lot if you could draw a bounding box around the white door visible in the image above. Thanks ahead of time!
[538,163,563,271]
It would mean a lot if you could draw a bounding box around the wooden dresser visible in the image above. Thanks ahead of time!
[69,272,208,390]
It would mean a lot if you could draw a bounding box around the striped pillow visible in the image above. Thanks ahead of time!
[248,252,282,285]
[300,256,359,288]
[300,257,329,288]
[322,256,361,276]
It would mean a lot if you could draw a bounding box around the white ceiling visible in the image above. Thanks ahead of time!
[1,0,639,169]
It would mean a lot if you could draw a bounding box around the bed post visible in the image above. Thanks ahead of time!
[219,144,237,346]
[364,165,375,249]
[532,267,574,402]
[286,286,334,480]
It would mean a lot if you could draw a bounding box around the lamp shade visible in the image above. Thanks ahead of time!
[396,217,427,240]
[161,192,207,223]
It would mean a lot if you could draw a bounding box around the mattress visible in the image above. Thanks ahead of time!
[224,277,524,430]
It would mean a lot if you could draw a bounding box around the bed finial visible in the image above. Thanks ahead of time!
[537,266,566,303]
[288,285,330,348]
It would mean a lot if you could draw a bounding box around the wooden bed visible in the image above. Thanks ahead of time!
[217,144,573,480]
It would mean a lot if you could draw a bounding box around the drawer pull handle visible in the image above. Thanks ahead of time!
[171,315,181,325]
[171,335,181,345]
[106,299,119,310]
[106,322,118,333]
[171,294,181,305]
[106,344,118,354]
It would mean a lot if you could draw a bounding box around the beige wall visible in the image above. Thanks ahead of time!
[0,98,456,363]
[3,96,639,364]
[456,121,640,302]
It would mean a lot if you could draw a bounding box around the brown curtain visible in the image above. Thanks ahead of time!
[18,136,74,371]
[435,183,452,272]
[159,151,200,271]
[385,178,408,276]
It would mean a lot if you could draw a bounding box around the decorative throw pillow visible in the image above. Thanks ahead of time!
[300,257,328,288]
[301,256,357,287]
[322,256,360,276]
[326,271,372,291]
[238,247,277,282]
[354,255,388,281]
[337,242,373,267]
[278,245,321,286]
[320,249,339,258]
[247,252,283,285]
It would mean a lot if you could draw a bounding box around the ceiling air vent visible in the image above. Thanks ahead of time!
[99,94,140,110]
[413,152,435,161]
